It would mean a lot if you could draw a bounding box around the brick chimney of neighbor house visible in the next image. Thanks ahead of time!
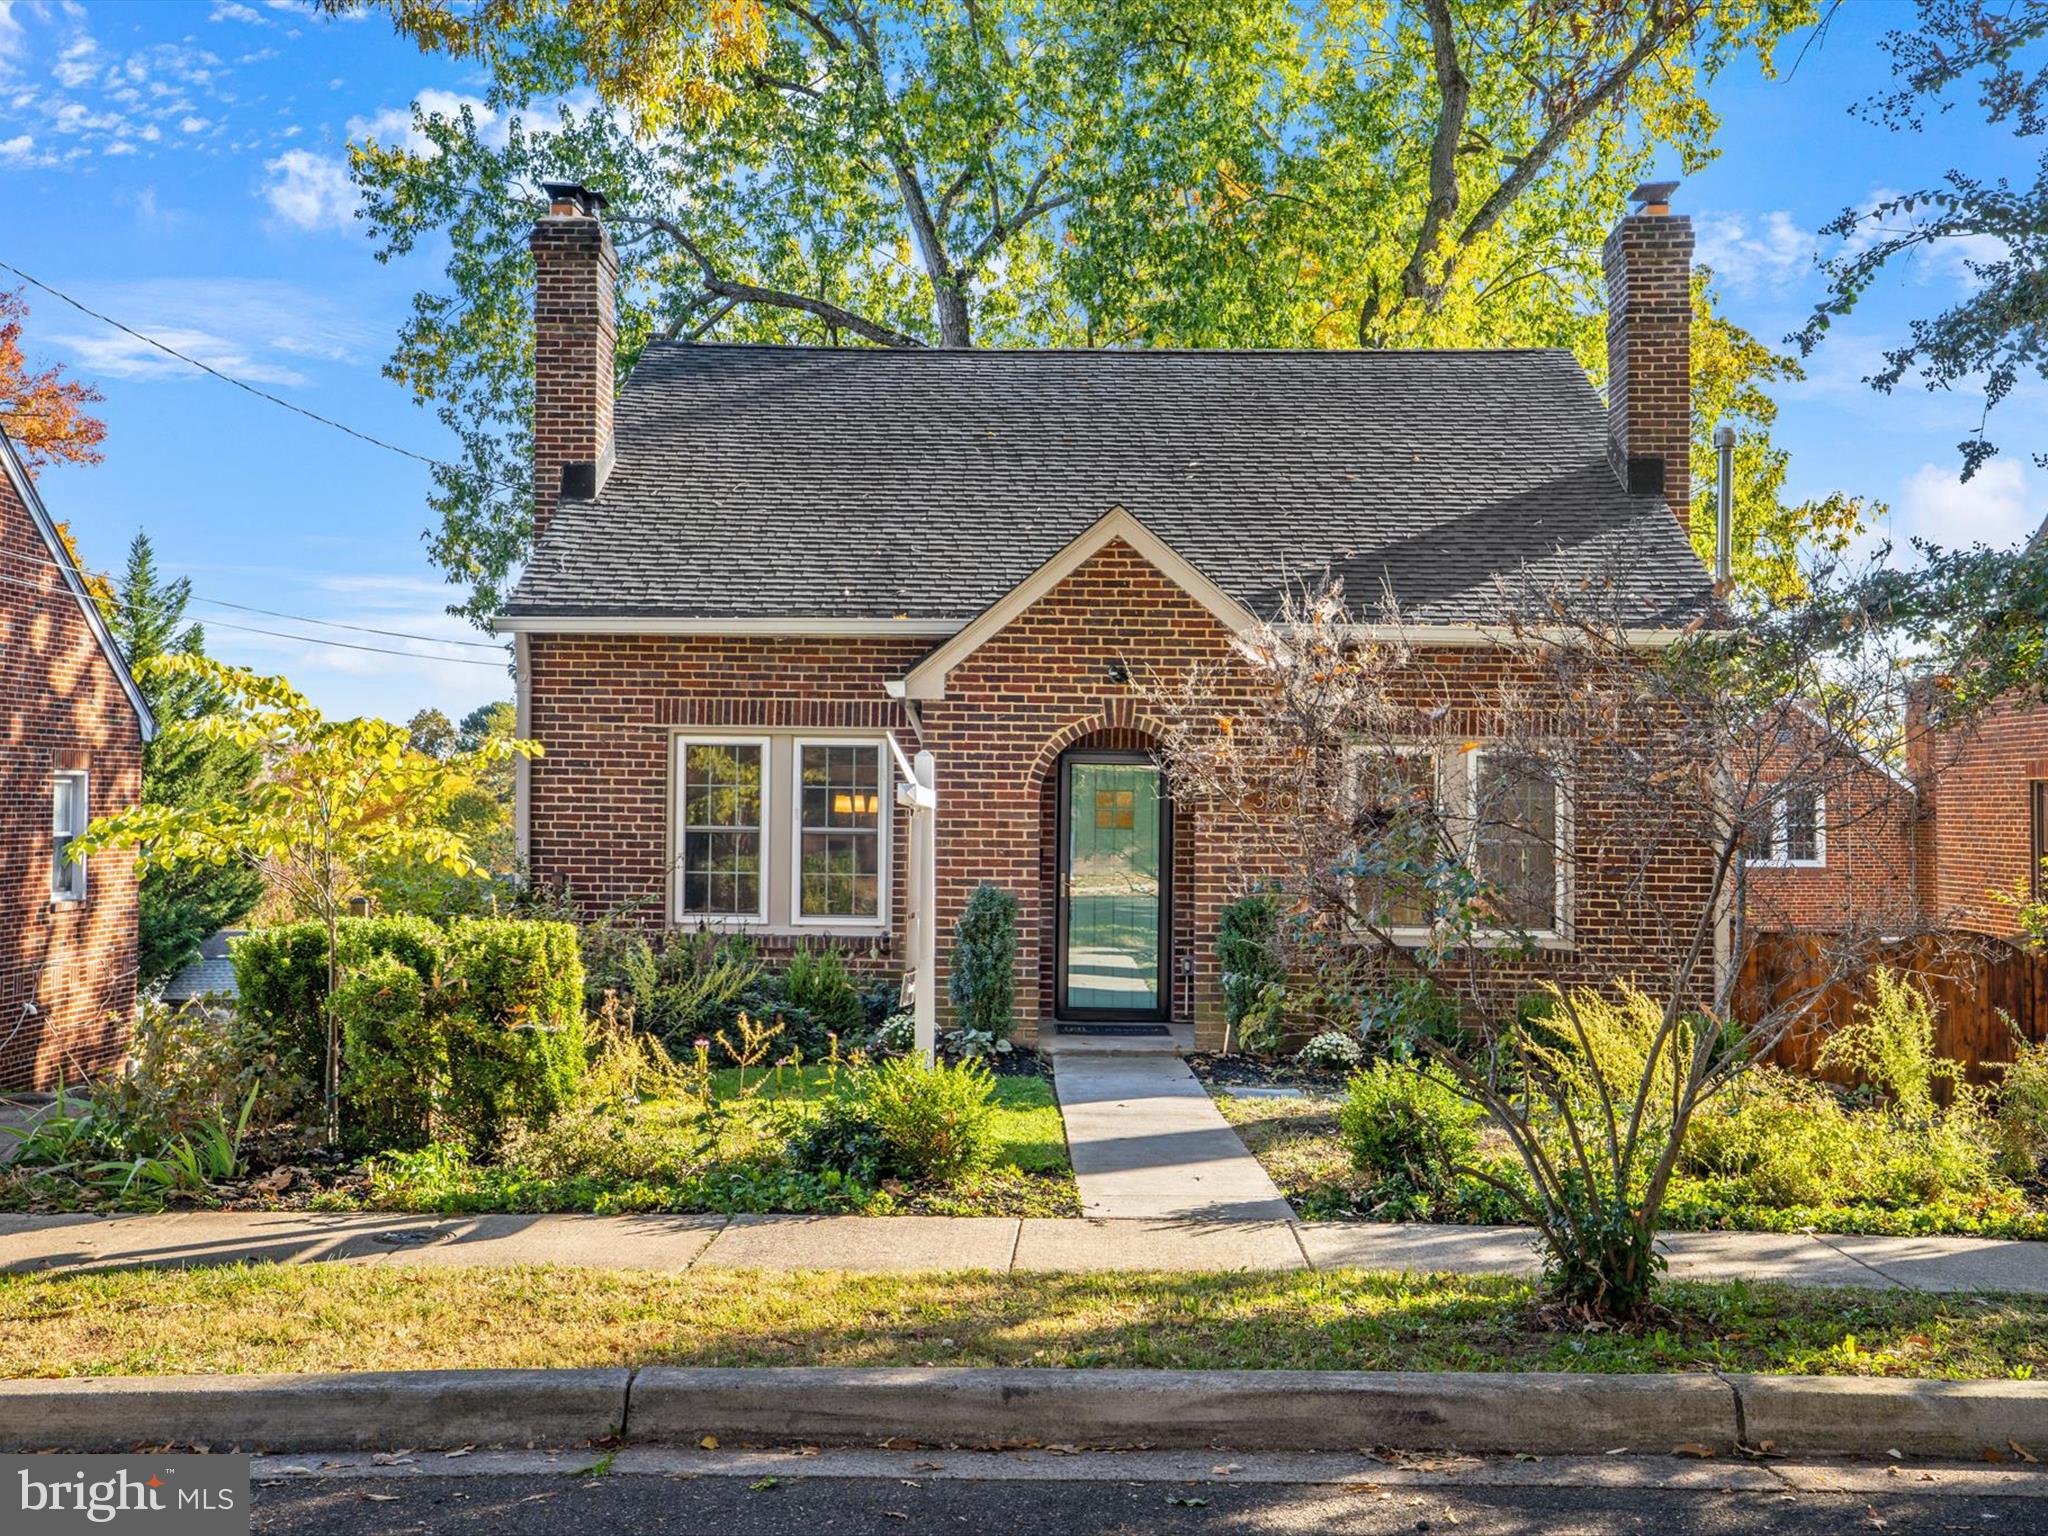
[530,180,617,545]
[1604,179,1694,535]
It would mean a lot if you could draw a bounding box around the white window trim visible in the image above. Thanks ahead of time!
[1347,742,1443,949]
[789,736,892,929]
[672,734,771,925]
[1746,787,1827,869]
[51,770,88,904]
[1468,746,1574,947]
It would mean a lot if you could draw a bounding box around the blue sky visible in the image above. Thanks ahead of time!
[0,0,2039,724]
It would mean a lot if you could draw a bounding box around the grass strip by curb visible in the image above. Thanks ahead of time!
[3,1264,2046,1381]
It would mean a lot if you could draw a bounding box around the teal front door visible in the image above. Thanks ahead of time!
[1057,754,1168,1020]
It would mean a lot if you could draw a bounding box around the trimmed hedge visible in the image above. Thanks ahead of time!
[232,915,584,1151]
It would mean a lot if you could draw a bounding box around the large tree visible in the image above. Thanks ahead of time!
[0,288,106,474]
[1799,0,2048,482]
[98,533,266,990]
[335,0,1843,619]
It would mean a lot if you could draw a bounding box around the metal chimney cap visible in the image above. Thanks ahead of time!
[1629,179,1680,210]
[1713,423,1737,447]
[541,180,609,217]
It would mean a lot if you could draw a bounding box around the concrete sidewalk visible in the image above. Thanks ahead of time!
[3,1211,2046,1291]
[1052,1052,1295,1221]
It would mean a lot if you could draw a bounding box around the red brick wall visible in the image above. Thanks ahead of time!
[530,208,616,545]
[1912,694,2048,939]
[526,539,1719,1049]
[0,468,144,1090]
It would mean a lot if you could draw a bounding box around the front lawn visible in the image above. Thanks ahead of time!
[4,1264,2045,1380]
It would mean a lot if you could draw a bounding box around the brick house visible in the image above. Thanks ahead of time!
[1901,686,2048,942]
[0,428,153,1090]
[499,181,1721,1049]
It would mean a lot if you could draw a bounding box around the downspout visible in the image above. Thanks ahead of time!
[514,630,532,876]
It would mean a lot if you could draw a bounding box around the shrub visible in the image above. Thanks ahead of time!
[948,885,1017,1040]
[787,1096,891,1179]
[783,944,868,1047]
[1359,975,1465,1058]
[1997,1033,2048,1181]
[81,1001,277,1158]
[1339,1061,1482,1197]
[1296,1030,1365,1070]
[231,916,442,1113]
[856,1055,997,1181]
[871,1011,916,1056]
[334,952,440,1150]
[439,917,586,1152]
[1217,893,1287,1054]
[1816,967,1959,1116]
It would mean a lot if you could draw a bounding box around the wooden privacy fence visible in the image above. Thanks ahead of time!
[1740,933,2048,1085]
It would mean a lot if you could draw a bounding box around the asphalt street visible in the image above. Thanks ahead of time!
[243,1448,2048,1535]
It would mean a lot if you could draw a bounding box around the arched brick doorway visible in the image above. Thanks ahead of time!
[1033,724,1196,1030]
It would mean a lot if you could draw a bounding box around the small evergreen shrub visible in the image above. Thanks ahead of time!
[783,944,868,1047]
[1217,893,1287,1054]
[1339,1060,1482,1197]
[857,1055,998,1181]
[787,1096,891,1179]
[948,884,1017,1041]
[1359,975,1465,1058]
[439,917,586,1153]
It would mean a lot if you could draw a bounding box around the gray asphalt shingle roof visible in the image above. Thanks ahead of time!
[503,344,1712,628]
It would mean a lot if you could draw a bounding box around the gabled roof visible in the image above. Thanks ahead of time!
[896,507,1255,699]
[499,345,1714,633]
[1,429,156,742]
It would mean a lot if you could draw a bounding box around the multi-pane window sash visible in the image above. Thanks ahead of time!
[677,740,766,919]
[51,771,88,902]
[797,742,883,919]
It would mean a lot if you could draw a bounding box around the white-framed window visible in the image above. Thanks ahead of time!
[793,738,887,923]
[1745,786,1825,868]
[1350,744,1442,940]
[1471,747,1570,939]
[674,737,769,921]
[51,770,88,903]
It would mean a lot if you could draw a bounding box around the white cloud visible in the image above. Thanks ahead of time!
[178,113,210,133]
[0,132,32,161]
[1694,210,1814,292]
[347,87,500,156]
[1893,461,2041,552]
[52,33,100,88]
[45,277,379,388]
[0,3,23,78]
[208,1,269,24]
[51,325,313,387]
[263,146,355,230]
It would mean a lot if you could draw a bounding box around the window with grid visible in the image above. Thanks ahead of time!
[797,742,883,919]
[1745,786,1824,867]
[1474,750,1561,932]
[1357,749,1438,930]
[51,771,88,902]
[677,741,766,919]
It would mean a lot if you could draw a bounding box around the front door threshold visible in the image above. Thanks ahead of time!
[1054,1022,1172,1038]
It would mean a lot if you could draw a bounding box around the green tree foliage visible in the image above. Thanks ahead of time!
[73,657,542,1142]
[947,883,1017,1040]
[373,700,522,916]
[1799,0,2048,481]
[336,0,1837,619]
[96,533,264,989]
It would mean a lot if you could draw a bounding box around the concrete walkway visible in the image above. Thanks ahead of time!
[4,1211,2046,1291]
[1051,1051,1296,1221]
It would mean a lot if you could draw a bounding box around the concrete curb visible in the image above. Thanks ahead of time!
[627,1366,1732,1455]
[0,1369,630,1453]
[2,1367,2044,1458]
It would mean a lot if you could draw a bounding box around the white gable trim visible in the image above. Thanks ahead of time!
[896,506,1259,702]
[0,431,155,742]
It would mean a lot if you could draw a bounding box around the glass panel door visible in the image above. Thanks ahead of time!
[1061,758,1164,1016]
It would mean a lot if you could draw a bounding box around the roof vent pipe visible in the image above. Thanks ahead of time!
[1713,422,1736,590]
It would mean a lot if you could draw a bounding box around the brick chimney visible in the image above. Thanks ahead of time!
[1603,179,1694,535]
[530,180,617,545]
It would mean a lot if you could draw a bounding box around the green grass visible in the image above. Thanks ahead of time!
[4,1264,2045,1380]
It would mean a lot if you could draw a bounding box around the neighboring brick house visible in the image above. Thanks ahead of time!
[0,428,154,1090]
[1739,701,1920,937]
[499,181,1719,1049]
[1904,686,2048,941]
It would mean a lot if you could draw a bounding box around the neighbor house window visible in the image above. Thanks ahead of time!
[2031,781,2048,900]
[1354,747,1439,933]
[795,740,884,920]
[1473,750,1563,934]
[676,739,767,919]
[51,771,88,902]
[1747,787,1825,868]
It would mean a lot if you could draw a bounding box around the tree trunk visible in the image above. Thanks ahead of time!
[324,906,340,1147]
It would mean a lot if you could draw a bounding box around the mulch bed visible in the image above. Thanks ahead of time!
[1185,1052,1350,1094]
